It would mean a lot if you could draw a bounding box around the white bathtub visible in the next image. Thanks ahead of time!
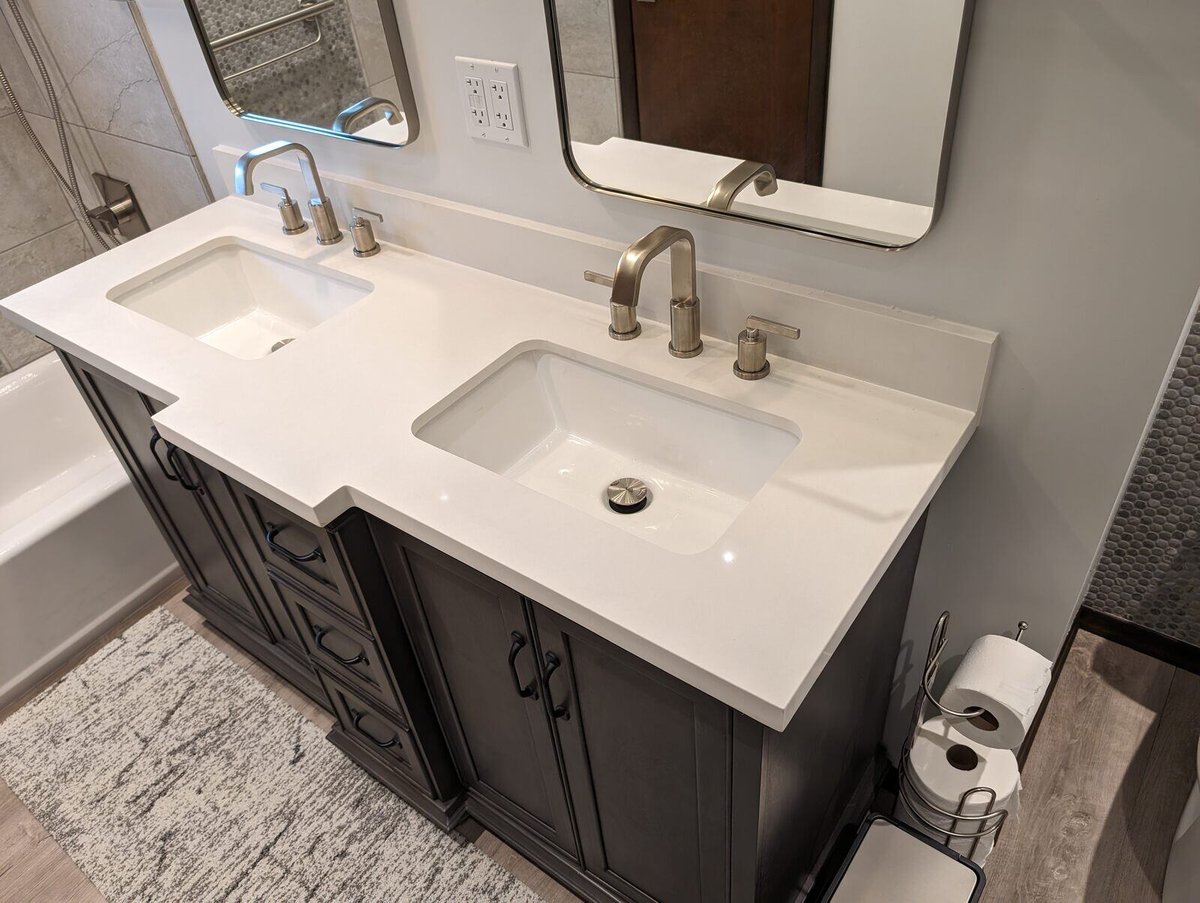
[0,353,178,707]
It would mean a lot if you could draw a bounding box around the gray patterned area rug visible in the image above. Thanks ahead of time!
[0,608,540,903]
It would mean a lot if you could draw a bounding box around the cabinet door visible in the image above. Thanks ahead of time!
[533,603,731,903]
[377,531,578,860]
[64,356,271,637]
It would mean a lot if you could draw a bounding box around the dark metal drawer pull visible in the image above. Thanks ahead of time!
[351,709,398,748]
[312,626,367,666]
[265,524,325,564]
[543,651,570,720]
[507,631,539,700]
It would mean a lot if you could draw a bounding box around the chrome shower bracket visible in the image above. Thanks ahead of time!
[86,173,150,241]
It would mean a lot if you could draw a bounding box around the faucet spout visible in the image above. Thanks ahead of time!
[233,140,341,245]
[603,226,699,353]
[705,161,778,211]
[583,225,702,350]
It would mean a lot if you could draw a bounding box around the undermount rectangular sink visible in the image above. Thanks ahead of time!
[415,344,801,554]
[107,238,373,360]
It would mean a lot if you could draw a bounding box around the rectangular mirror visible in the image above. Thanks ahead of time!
[545,0,974,248]
[184,0,418,147]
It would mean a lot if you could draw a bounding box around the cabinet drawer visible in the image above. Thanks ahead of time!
[320,669,432,793]
[240,490,365,625]
[276,577,402,715]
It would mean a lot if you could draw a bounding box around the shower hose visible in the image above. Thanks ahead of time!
[0,0,115,250]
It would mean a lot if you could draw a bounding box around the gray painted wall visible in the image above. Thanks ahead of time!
[136,0,1200,747]
[0,0,211,376]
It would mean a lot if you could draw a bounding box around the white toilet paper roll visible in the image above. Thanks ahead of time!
[940,633,1053,749]
[899,716,1021,866]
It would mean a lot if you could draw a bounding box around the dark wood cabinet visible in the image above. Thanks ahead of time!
[378,533,579,862]
[60,353,327,706]
[59,349,926,903]
[533,604,731,903]
[373,516,926,903]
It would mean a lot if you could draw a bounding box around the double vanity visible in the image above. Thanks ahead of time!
[2,153,994,902]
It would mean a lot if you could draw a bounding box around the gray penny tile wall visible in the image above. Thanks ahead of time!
[555,0,623,145]
[0,0,212,377]
[191,0,371,128]
[1083,318,1200,646]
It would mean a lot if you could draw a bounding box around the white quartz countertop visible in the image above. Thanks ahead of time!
[1,198,989,730]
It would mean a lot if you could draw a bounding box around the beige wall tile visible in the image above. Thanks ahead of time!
[27,0,188,154]
[0,12,50,119]
[554,0,615,78]
[564,71,620,145]
[346,0,393,88]
[88,130,209,228]
[0,222,91,371]
[0,115,74,253]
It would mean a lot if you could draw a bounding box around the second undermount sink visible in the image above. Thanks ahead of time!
[415,344,801,554]
[107,238,373,359]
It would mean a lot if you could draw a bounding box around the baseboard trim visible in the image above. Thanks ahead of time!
[1075,607,1200,676]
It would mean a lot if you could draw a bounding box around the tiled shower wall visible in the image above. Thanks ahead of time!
[555,0,622,145]
[1083,316,1200,646]
[0,0,211,377]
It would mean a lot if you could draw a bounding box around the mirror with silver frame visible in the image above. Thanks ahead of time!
[183,0,418,147]
[544,0,975,248]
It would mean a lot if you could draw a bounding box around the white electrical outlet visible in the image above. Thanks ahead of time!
[455,57,527,147]
[489,79,513,130]
[463,75,489,127]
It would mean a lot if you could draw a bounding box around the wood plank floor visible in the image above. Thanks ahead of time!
[0,589,579,903]
[3,601,1195,903]
[985,628,1200,902]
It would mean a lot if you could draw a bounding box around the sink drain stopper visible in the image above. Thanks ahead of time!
[607,477,650,514]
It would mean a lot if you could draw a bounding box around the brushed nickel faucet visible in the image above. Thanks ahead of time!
[705,161,779,211]
[234,140,342,245]
[583,225,702,357]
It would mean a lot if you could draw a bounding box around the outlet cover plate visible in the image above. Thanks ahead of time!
[455,57,527,147]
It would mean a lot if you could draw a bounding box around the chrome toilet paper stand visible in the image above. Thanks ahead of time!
[894,611,1028,859]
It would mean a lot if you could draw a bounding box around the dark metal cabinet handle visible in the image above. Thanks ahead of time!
[149,429,178,483]
[149,428,201,492]
[507,631,539,700]
[165,444,202,492]
[543,651,570,720]
[265,524,325,564]
[350,709,399,748]
[312,626,367,667]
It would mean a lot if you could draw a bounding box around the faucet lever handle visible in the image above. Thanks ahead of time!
[583,270,615,289]
[746,315,801,340]
[260,182,307,236]
[261,182,293,204]
[350,206,383,225]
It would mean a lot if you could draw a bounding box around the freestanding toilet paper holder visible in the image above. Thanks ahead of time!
[894,611,1027,859]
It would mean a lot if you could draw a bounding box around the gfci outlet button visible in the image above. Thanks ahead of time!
[455,57,528,147]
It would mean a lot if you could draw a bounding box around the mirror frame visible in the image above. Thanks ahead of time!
[183,0,420,148]
[541,0,975,249]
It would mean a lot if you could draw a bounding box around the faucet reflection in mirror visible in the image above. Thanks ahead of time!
[546,0,975,246]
